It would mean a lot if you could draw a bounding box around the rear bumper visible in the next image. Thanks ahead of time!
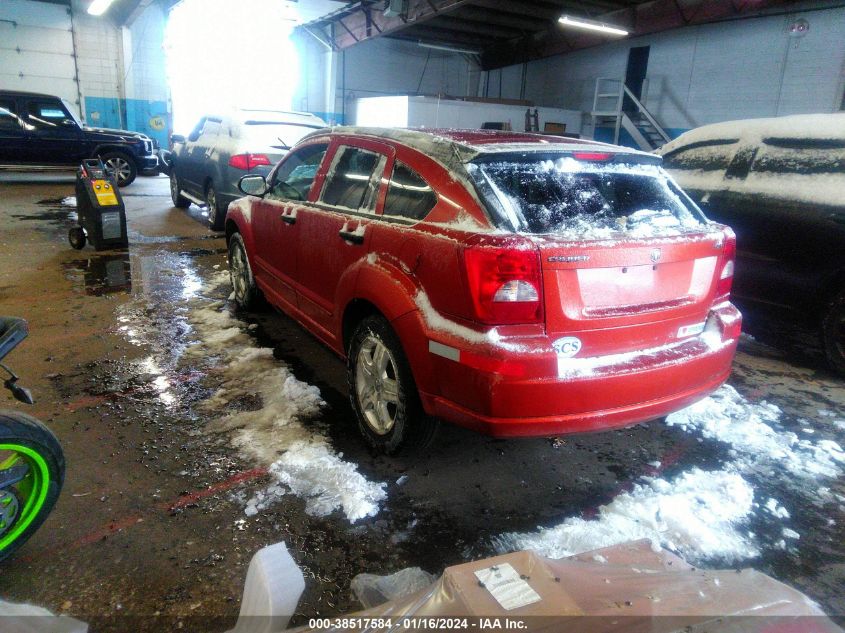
[414,303,741,437]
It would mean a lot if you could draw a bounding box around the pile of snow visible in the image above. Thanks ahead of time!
[493,468,758,564]
[666,385,845,481]
[61,196,76,207]
[185,276,387,523]
[248,442,387,521]
[495,385,843,565]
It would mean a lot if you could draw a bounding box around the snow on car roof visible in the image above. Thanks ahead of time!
[660,112,845,154]
[300,126,655,173]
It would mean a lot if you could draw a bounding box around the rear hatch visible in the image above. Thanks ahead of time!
[234,119,327,169]
[467,152,728,355]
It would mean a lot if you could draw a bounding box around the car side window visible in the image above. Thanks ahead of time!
[0,100,20,131]
[319,146,384,213]
[198,118,221,141]
[752,138,845,175]
[662,140,738,171]
[268,142,329,202]
[187,117,206,142]
[383,161,438,221]
[26,100,75,129]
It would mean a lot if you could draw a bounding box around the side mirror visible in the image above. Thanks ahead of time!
[171,134,186,144]
[238,175,268,197]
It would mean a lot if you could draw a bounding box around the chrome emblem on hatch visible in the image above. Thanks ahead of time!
[553,337,582,358]
[650,249,662,263]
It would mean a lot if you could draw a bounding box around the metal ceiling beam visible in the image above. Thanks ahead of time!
[402,23,490,46]
[469,0,564,21]
[301,0,477,50]
[451,5,552,31]
[427,15,525,38]
[481,0,793,69]
[539,0,633,12]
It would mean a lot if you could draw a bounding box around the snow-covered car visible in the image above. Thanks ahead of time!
[658,114,845,374]
[224,127,741,454]
[169,109,327,229]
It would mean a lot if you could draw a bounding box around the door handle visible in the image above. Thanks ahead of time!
[280,208,296,225]
[338,229,364,244]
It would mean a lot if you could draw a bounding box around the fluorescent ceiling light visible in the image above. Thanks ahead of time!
[558,15,628,36]
[418,41,480,55]
[87,0,115,16]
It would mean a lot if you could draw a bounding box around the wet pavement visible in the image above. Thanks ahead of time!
[0,172,842,631]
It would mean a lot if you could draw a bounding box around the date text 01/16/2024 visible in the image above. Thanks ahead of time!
[307,617,528,629]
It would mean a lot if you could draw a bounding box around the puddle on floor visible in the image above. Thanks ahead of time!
[63,252,132,295]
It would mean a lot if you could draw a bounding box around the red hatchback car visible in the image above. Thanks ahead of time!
[225,128,741,453]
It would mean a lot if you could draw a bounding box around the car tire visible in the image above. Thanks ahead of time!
[170,172,190,208]
[347,315,438,455]
[206,182,226,231]
[99,151,137,187]
[821,289,845,376]
[228,233,261,310]
[68,227,86,250]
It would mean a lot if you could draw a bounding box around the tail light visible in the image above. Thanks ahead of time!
[228,153,271,170]
[714,228,736,304]
[462,236,543,325]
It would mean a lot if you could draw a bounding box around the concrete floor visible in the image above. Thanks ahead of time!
[0,173,842,631]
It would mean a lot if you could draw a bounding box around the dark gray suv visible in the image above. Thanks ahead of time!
[0,90,158,186]
[168,109,326,229]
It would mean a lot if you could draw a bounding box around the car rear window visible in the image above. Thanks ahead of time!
[239,122,323,149]
[467,156,707,239]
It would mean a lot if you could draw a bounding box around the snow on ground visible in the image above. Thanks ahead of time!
[119,268,386,523]
[495,385,843,565]
[494,468,758,564]
[61,196,76,207]
[187,272,387,522]
[666,385,845,481]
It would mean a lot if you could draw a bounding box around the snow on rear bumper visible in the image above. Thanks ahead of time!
[416,303,741,437]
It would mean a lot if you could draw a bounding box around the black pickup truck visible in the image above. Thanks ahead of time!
[0,90,158,186]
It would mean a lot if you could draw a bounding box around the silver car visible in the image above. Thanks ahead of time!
[169,109,327,229]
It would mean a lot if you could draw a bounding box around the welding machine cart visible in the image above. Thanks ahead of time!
[68,159,128,250]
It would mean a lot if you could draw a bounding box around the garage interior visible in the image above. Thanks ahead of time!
[0,0,844,631]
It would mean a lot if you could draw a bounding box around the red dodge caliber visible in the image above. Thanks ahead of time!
[225,128,741,453]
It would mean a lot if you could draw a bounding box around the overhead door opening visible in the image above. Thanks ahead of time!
[164,0,300,134]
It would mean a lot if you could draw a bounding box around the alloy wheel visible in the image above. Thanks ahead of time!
[207,188,217,224]
[355,335,400,435]
[104,156,131,185]
[230,243,249,303]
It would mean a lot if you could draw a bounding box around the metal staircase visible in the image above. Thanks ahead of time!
[591,77,671,151]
